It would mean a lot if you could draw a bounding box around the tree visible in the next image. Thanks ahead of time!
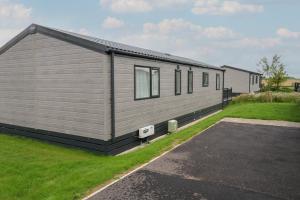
[258,57,272,90]
[258,54,288,91]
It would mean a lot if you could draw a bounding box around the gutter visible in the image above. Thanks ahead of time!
[249,74,251,93]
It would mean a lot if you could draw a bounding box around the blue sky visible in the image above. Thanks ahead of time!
[1,0,300,77]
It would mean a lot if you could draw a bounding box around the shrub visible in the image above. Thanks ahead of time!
[277,87,294,93]
[231,92,300,104]
[260,86,294,93]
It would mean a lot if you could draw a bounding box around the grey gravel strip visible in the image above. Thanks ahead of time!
[221,118,300,128]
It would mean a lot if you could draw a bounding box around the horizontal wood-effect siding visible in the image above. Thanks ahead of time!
[114,55,223,137]
[0,33,111,140]
[224,68,250,93]
[224,68,260,93]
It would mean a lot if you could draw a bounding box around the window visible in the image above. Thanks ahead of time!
[252,75,255,85]
[134,66,160,100]
[255,75,258,84]
[188,70,193,94]
[216,74,220,90]
[175,69,181,95]
[202,72,209,87]
[152,69,159,96]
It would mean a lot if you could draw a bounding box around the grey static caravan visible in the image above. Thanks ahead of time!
[0,24,226,154]
[221,65,262,96]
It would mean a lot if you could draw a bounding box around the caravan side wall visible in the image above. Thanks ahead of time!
[0,33,111,141]
[223,67,250,94]
[113,54,223,138]
[0,31,224,152]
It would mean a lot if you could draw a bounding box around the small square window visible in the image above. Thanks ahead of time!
[202,72,209,87]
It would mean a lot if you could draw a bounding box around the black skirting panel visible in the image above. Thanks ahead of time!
[0,103,222,155]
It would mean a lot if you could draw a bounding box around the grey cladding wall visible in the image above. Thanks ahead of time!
[223,67,250,93]
[223,67,260,94]
[113,55,223,137]
[0,33,111,140]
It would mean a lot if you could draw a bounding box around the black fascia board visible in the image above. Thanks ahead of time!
[221,65,262,75]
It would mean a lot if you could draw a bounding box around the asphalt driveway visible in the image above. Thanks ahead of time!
[88,121,300,200]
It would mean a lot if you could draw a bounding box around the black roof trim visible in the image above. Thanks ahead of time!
[0,24,108,55]
[0,23,224,71]
[221,65,262,75]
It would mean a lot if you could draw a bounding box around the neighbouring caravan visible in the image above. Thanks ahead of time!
[221,65,262,96]
[0,24,226,154]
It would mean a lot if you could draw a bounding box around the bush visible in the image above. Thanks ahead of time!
[260,85,294,93]
[231,92,300,104]
[277,87,294,93]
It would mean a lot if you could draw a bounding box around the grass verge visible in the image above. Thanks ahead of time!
[0,103,300,200]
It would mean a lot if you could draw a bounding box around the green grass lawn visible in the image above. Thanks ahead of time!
[0,103,300,200]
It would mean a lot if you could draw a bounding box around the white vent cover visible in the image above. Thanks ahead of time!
[139,125,155,138]
[168,120,178,133]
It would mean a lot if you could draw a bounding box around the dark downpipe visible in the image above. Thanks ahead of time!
[222,70,225,108]
[110,52,116,142]
[249,74,251,93]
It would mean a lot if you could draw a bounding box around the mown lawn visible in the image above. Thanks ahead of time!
[0,103,299,200]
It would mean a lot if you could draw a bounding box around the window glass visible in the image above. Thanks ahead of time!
[188,71,193,93]
[255,75,258,84]
[216,74,220,90]
[175,70,181,95]
[252,75,255,85]
[151,69,159,96]
[203,72,209,87]
[135,67,150,99]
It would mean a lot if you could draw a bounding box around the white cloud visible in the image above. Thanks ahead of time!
[111,18,283,67]
[0,28,22,46]
[201,26,236,39]
[230,37,281,48]
[100,0,152,13]
[78,28,90,35]
[100,0,189,13]
[67,27,91,37]
[192,0,263,15]
[0,2,31,47]
[114,18,239,61]
[102,16,125,29]
[143,18,236,39]
[0,1,31,19]
[151,0,189,8]
[277,28,300,39]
